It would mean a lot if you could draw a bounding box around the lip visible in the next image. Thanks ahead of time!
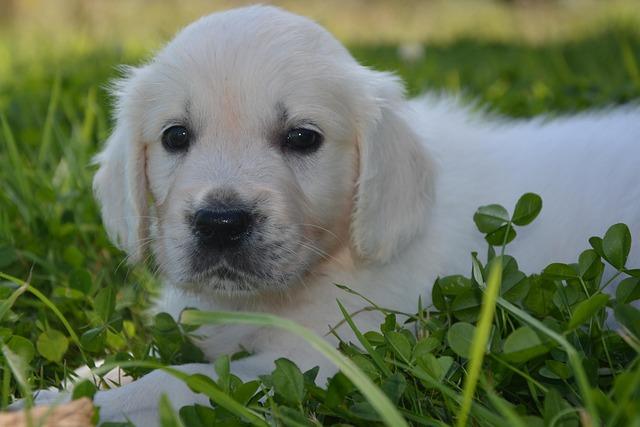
[193,260,266,283]
[189,263,270,294]
[212,265,244,281]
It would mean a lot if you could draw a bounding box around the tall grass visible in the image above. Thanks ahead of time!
[0,7,639,426]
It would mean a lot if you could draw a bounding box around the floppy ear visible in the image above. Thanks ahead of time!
[351,71,435,263]
[93,71,149,263]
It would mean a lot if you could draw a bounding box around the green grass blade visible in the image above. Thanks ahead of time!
[607,357,640,426]
[481,377,527,427]
[0,281,28,322]
[488,354,548,393]
[390,360,507,426]
[0,272,90,367]
[1,345,33,413]
[495,296,599,425]
[399,409,450,427]
[336,300,393,377]
[158,393,185,427]
[620,39,640,87]
[456,257,502,427]
[1,360,10,409]
[181,309,409,427]
[0,113,31,209]
[81,86,97,143]
[38,74,61,166]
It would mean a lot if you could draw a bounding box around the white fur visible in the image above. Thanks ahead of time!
[58,5,640,425]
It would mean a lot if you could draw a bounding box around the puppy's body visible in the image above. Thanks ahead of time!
[34,5,640,425]
[156,97,640,369]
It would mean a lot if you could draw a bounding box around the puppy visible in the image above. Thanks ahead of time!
[42,5,640,425]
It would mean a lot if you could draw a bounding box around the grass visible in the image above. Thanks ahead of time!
[1,3,640,426]
[3,0,640,46]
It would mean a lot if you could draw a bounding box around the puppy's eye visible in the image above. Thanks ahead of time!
[284,128,322,153]
[162,125,190,152]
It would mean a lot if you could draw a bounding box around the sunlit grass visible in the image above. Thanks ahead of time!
[2,0,640,49]
[0,2,639,425]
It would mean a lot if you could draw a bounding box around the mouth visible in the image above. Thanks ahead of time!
[185,251,279,293]
[174,221,306,294]
[211,265,244,282]
[189,259,254,286]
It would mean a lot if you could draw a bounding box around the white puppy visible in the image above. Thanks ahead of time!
[50,4,640,425]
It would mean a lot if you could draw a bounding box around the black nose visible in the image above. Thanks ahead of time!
[193,209,253,249]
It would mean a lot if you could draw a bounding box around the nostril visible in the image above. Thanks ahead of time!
[193,209,253,247]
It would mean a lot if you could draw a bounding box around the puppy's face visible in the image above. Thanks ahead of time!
[93,6,433,295]
[143,11,364,293]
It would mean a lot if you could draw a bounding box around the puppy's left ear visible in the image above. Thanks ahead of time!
[92,69,149,263]
[351,71,435,263]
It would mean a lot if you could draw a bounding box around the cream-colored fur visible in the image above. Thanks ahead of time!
[32,5,640,426]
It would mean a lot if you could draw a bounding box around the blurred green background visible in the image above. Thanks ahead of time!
[0,0,639,400]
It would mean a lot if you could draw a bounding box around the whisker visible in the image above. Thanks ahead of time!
[290,223,343,243]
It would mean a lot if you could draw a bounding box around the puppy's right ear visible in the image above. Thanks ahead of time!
[350,70,435,263]
[93,69,148,263]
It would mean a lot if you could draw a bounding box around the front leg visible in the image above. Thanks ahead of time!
[94,363,217,425]
[81,353,292,426]
[19,351,331,426]
[11,363,220,426]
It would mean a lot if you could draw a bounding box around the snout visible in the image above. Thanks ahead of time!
[180,189,305,292]
[192,208,253,249]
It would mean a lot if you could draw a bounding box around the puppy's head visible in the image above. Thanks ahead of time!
[93,6,433,294]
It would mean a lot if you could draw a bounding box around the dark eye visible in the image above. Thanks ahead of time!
[162,125,190,152]
[284,128,322,153]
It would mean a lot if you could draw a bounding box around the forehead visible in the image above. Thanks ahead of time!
[136,7,361,135]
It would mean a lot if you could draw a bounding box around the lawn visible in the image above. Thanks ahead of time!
[1,1,640,426]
